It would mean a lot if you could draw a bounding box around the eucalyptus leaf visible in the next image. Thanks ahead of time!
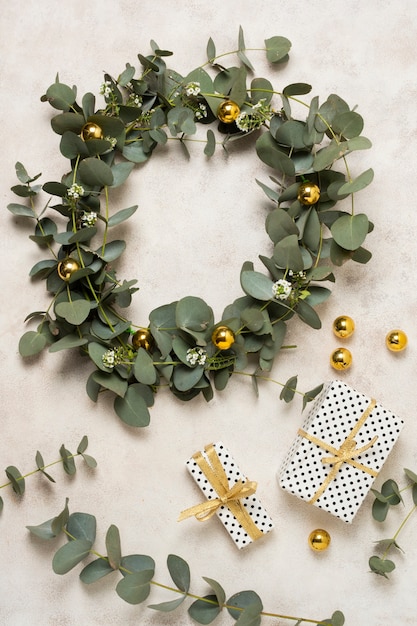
[19,331,47,357]
[264,36,291,63]
[265,208,299,244]
[26,518,57,540]
[79,558,114,584]
[369,555,396,578]
[167,554,190,592]
[280,375,298,403]
[5,466,25,495]
[92,371,128,398]
[78,157,114,187]
[45,82,76,111]
[67,512,97,543]
[188,596,221,624]
[148,596,186,612]
[106,524,122,570]
[116,570,152,603]
[331,213,369,251]
[49,334,88,353]
[240,269,274,301]
[256,133,295,176]
[133,348,157,385]
[227,590,263,621]
[120,554,155,576]
[52,539,93,575]
[59,445,76,476]
[7,203,36,218]
[55,300,91,325]
[273,234,304,271]
[114,384,151,427]
[338,168,374,195]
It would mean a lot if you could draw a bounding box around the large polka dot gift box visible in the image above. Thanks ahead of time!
[278,380,404,523]
[179,442,274,549]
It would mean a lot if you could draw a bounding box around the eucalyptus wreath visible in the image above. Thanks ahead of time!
[9,29,373,427]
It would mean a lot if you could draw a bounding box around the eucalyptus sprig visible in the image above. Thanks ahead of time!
[0,436,96,512]
[368,468,417,578]
[27,499,345,626]
[9,28,373,427]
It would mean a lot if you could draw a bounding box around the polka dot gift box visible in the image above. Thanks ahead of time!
[179,442,274,549]
[278,380,404,523]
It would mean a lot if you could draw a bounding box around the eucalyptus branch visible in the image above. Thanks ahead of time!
[27,502,344,626]
[369,468,417,578]
[0,436,96,512]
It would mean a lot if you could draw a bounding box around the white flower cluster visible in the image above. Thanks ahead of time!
[99,80,112,97]
[80,211,98,228]
[288,269,306,280]
[272,279,292,301]
[127,93,142,107]
[195,102,207,120]
[67,183,84,200]
[104,135,117,148]
[236,99,273,133]
[184,81,201,97]
[102,347,124,369]
[186,347,207,366]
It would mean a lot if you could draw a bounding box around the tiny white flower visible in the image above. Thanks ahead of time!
[81,211,98,228]
[102,349,116,368]
[104,135,117,148]
[67,183,84,199]
[272,279,292,301]
[184,81,201,96]
[186,347,207,366]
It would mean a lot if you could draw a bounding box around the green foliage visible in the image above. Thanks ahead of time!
[28,501,345,624]
[369,469,417,577]
[10,29,372,426]
[0,437,96,511]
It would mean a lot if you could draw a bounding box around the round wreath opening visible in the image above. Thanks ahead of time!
[9,31,374,428]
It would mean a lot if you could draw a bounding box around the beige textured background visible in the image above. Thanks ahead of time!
[1,1,416,625]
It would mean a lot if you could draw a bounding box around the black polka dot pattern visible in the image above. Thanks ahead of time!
[278,380,403,523]
[185,442,274,549]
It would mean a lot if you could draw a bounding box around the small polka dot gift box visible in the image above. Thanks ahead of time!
[179,441,274,549]
[278,380,403,523]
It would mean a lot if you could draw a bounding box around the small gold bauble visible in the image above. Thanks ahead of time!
[330,347,352,370]
[212,326,235,350]
[132,329,154,351]
[333,315,355,339]
[308,528,331,551]
[297,181,321,206]
[385,329,408,352]
[57,258,80,281]
[81,122,103,141]
[217,100,240,124]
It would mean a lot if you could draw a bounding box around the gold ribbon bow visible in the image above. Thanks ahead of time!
[298,398,379,504]
[178,443,263,541]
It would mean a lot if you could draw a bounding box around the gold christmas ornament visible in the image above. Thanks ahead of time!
[385,329,408,352]
[212,326,235,350]
[308,528,331,551]
[132,328,154,351]
[81,122,103,141]
[217,100,240,124]
[330,347,352,370]
[333,315,355,339]
[57,258,80,281]
[297,181,321,206]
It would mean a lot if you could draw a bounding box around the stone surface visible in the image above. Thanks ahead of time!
[1,1,416,624]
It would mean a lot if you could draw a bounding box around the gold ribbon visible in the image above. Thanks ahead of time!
[178,443,263,541]
[298,398,379,504]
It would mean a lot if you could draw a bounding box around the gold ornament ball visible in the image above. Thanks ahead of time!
[330,347,352,370]
[81,122,103,141]
[297,182,321,206]
[217,100,240,124]
[57,258,80,281]
[212,326,235,350]
[132,329,154,351]
[333,315,355,339]
[385,329,408,352]
[308,528,331,551]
